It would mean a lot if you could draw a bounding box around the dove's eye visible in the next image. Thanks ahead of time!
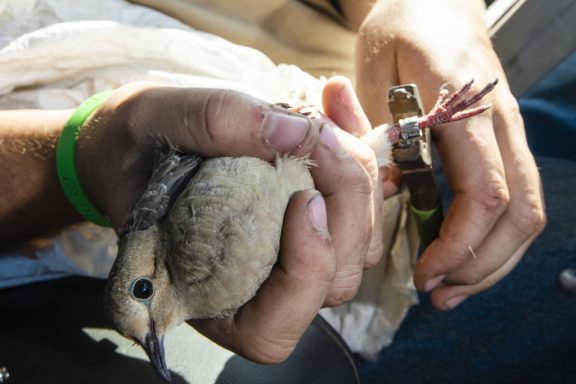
[131,278,154,301]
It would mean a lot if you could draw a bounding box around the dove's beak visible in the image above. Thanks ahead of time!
[143,320,172,382]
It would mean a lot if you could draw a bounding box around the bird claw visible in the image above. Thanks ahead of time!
[418,78,498,129]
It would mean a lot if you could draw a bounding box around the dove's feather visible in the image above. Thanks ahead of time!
[122,148,202,235]
[162,156,314,318]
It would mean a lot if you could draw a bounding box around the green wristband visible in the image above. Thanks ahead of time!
[56,90,115,227]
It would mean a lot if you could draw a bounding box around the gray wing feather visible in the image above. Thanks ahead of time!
[122,148,202,234]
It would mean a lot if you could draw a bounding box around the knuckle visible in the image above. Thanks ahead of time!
[318,261,338,285]
[187,89,259,151]
[434,237,470,267]
[477,178,510,214]
[511,201,547,235]
[325,290,356,307]
[364,258,378,270]
[325,274,362,307]
[198,90,235,145]
[496,95,523,126]
[244,340,295,365]
[301,256,337,288]
[191,89,270,157]
[457,269,485,286]
[364,240,384,269]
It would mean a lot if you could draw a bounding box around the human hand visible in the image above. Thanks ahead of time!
[76,80,382,362]
[354,0,546,309]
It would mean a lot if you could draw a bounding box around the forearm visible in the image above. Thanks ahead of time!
[0,109,82,249]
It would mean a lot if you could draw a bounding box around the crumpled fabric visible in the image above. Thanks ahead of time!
[320,189,420,358]
[0,0,419,356]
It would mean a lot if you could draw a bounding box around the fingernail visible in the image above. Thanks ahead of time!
[443,295,467,310]
[319,122,340,150]
[307,193,328,232]
[264,113,309,152]
[423,275,445,292]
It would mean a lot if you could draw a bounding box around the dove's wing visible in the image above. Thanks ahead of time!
[121,148,202,234]
[163,156,314,318]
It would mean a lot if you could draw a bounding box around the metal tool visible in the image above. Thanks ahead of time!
[388,84,443,248]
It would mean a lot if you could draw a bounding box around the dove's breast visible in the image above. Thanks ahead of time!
[162,156,313,319]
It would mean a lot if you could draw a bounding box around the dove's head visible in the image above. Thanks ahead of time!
[105,226,184,382]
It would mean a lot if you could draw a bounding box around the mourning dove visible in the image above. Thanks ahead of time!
[105,149,313,381]
[104,80,496,381]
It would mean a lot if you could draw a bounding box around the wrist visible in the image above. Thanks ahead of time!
[0,109,81,247]
[357,0,494,75]
[57,91,115,227]
[74,82,166,228]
